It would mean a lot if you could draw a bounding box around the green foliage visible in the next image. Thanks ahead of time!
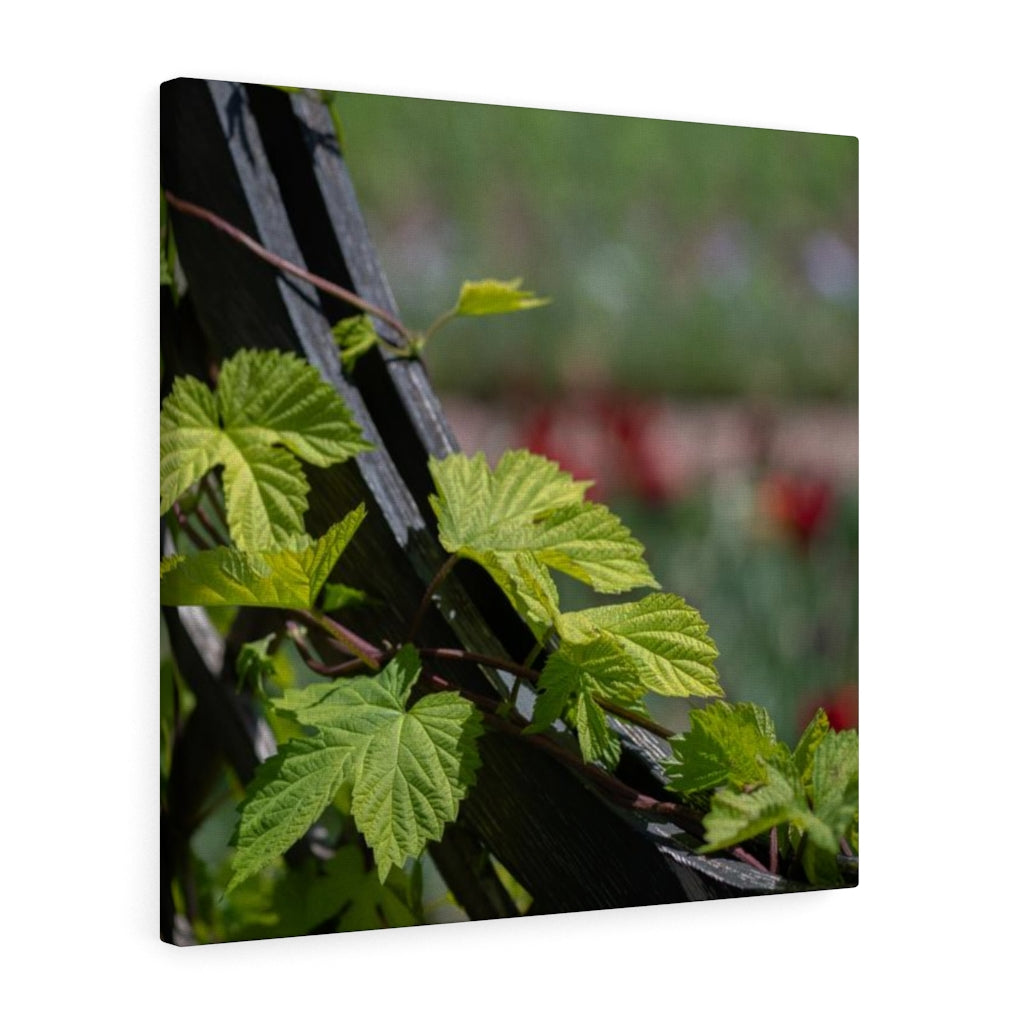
[529,635,640,765]
[223,845,421,941]
[453,278,550,316]
[161,340,854,940]
[428,450,657,635]
[332,314,380,372]
[159,506,366,610]
[557,594,721,698]
[160,348,371,551]
[665,702,787,794]
[230,647,483,888]
[236,634,279,691]
[664,703,858,886]
[228,735,352,893]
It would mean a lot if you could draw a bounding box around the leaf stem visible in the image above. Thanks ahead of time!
[163,190,413,343]
[418,646,539,682]
[521,631,550,671]
[286,622,367,677]
[295,609,381,671]
[506,676,524,714]
[729,846,771,874]
[171,501,210,552]
[769,825,779,876]
[194,504,230,549]
[422,670,708,841]
[421,307,457,344]
[200,473,230,535]
[405,553,460,643]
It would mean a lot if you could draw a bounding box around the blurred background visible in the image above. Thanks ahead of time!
[336,92,858,744]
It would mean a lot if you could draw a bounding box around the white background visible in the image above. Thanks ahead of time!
[2,2,1019,1019]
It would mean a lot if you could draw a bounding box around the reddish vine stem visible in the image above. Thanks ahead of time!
[199,473,230,536]
[194,504,230,548]
[286,622,366,678]
[171,501,209,552]
[770,825,779,875]
[163,190,412,342]
[423,671,711,843]
[421,648,673,741]
[405,553,460,644]
[730,846,771,874]
[419,646,540,682]
[294,608,382,671]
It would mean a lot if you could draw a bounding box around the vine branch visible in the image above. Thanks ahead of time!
[163,190,413,343]
[171,501,209,552]
[419,646,540,682]
[294,609,382,671]
[405,553,460,643]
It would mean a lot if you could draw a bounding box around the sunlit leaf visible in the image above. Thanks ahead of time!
[160,349,372,550]
[454,278,550,317]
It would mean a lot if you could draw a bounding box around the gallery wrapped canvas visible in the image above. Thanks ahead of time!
[160,79,857,944]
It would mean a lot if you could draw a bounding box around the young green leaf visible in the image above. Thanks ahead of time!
[573,690,621,768]
[699,762,808,853]
[160,349,372,550]
[454,278,550,317]
[428,450,658,620]
[160,506,366,610]
[332,314,380,371]
[274,646,483,881]
[793,706,832,788]
[558,593,720,698]
[682,706,858,886]
[664,702,789,795]
[810,729,858,843]
[528,635,643,766]
[319,581,374,613]
[236,634,279,691]
[430,450,589,546]
[228,735,353,893]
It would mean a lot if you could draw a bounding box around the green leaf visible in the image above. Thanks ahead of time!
[664,702,789,795]
[454,278,550,317]
[332,314,380,371]
[430,450,589,547]
[793,707,831,788]
[160,349,372,550]
[274,646,483,881]
[810,730,858,842]
[573,690,620,768]
[160,506,366,610]
[531,635,640,721]
[429,451,657,622]
[319,581,374,612]
[518,502,660,593]
[228,735,352,893]
[689,713,858,887]
[558,593,720,698]
[528,635,644,767]
[700,762,807,852]
[236,634,278,690]
[240,844,420,939]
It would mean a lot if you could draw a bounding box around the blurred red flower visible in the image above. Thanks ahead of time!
[760,472,832,547]
[800,682,858,733]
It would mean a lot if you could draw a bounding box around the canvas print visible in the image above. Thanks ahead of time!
[160,78,857,944]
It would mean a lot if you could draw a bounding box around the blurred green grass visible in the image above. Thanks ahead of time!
[336,92,857,399]
[332,91,857,743]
